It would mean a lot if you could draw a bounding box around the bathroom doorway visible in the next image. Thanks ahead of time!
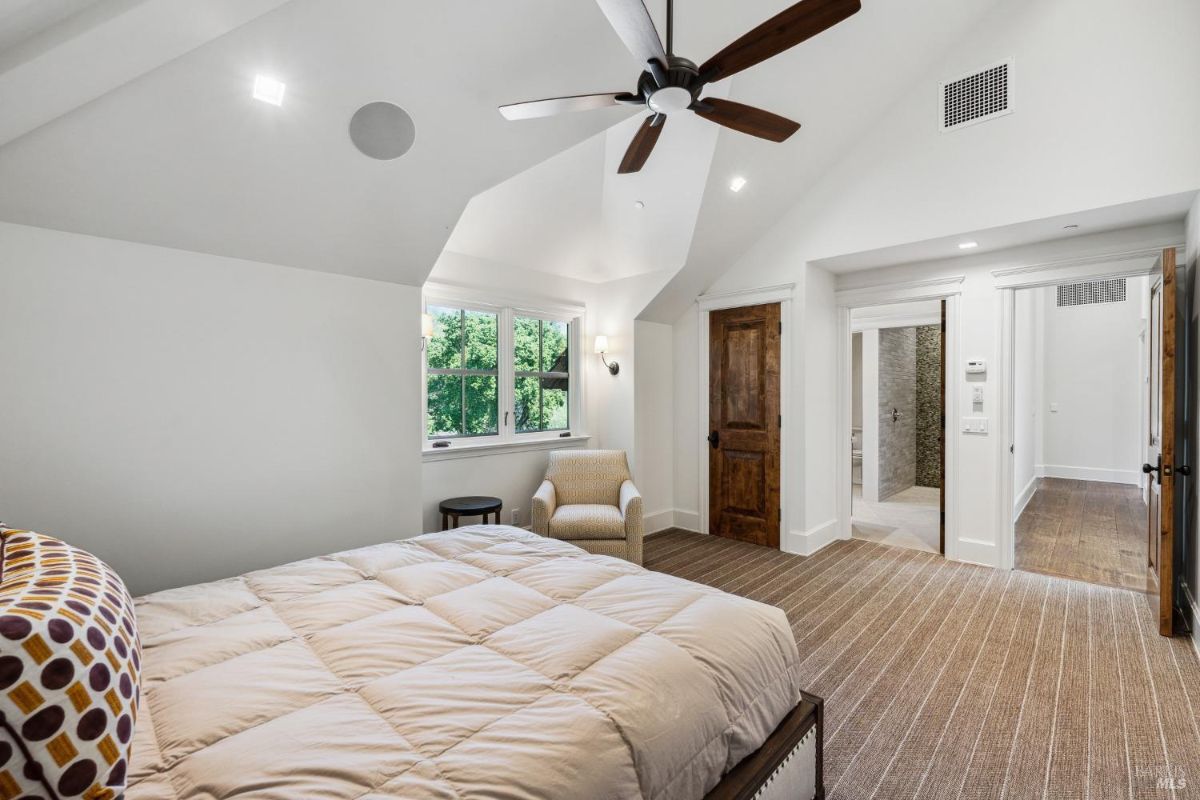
[850,300,946,554]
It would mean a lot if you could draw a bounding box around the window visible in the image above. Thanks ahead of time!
[424,296,581,449]
[514,316,569,433]
[425,305,499,438]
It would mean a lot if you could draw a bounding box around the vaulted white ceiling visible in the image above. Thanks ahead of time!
[0,0,1009,297]
[0,0,102,56]
[0,0,639,285]
[440,82,727,284]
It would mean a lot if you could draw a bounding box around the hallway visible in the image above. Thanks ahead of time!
[1015,478,1147,591]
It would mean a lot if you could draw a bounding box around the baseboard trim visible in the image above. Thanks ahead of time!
[672,509,700,533]
[644,510,675,535]
[1014,477,1038,522]
[1184,581,1200,661]
[784,519,841,557]
[956,537,999,568]
[1037,464,1140,486]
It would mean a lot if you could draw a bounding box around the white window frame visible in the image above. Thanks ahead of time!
[422,286,586,459]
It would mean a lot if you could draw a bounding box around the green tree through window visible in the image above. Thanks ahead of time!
[425,303,572,442]
[514,317,569,433]
[426,306,498,438]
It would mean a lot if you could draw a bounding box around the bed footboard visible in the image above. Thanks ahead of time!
[704,691,825,800]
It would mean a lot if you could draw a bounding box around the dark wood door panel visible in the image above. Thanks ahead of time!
[720,450,767,516]
[722,324,766,429]
[710,302,781,548]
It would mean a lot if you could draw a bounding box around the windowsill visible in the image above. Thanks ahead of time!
[422,434,592,462]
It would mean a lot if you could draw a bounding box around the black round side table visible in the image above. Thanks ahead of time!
[439,496,503,530]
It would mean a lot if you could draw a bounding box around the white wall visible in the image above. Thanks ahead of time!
[0,222,423,595]
[634,320,675,532]
[1039,280,1146,484]
[1012,288,1038,516]
[586,272,671,465]
[802,268,836,540]
[672,308,700,531]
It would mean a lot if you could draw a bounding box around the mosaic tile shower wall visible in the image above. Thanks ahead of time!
[878,327,917,500]
[915,324,943,488]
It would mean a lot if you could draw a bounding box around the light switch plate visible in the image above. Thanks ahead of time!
[962,416,989,434]
[972,387,985,404]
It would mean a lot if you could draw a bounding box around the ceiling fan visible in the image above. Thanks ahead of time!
[499,0,861,174]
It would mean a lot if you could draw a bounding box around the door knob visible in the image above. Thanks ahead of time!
[707,431,720,449]
[1178,464,1192,477]
[1143,455,1163,484]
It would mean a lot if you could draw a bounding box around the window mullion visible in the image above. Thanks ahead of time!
[459,310,467,437]
[500,308,514,444]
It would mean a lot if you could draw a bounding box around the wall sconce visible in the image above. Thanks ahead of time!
[421,313,434,351]
[594,335,619,375]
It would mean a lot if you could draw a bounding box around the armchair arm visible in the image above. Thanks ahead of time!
[532,480,556,535]
[619,480,644,565]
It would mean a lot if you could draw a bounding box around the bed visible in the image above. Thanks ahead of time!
[116,525,820,799]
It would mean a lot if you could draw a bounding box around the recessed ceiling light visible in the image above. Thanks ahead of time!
[958,241,979,250]
[253,74,286,106]
[729,176,748,193]
[633,200,645,210]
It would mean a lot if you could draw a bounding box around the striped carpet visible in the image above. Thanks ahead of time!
[645,531,1200,800]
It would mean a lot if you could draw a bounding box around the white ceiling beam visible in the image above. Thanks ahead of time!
[0,0,293,147]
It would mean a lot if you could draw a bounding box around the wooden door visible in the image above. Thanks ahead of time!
[1145,247,1184,636]
[709,303,781,547]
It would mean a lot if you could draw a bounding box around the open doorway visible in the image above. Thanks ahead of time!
[849,301,945,555]
[1010,277,1149,590]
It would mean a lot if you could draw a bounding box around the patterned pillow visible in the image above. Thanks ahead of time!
[0,528,140,800]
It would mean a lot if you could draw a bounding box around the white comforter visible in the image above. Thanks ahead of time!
[128,526,802,799]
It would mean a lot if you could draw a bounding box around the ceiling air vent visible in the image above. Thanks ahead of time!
[941,61,1011,130]
[1056,279,1127,308]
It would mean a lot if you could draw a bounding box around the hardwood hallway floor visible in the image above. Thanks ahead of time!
[1015,478,1148,591]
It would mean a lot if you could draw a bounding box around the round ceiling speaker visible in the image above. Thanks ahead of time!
[349,102,416,160]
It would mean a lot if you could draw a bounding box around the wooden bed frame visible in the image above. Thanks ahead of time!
[704,691,824,800]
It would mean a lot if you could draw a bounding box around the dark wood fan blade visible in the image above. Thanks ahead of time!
[698,0,861,84]
[500,93,635,121]
[595,0,667,69]
[694,98,800,142]
[618,115,665,174]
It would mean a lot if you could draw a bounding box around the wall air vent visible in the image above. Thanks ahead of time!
[1056,279,1127,308]
[941,61,1011,130]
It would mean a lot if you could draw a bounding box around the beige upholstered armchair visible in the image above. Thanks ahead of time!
[532,449,644,565]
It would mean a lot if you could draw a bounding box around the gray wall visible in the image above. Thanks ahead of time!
[878,327,917,499]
